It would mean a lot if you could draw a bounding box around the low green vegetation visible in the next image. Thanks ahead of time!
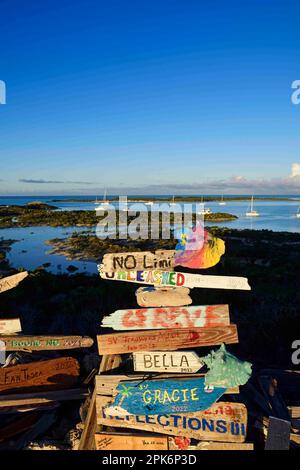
[0,205,237,228]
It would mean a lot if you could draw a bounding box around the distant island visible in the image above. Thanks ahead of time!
[0,204,237,228]
[49,196,298,203]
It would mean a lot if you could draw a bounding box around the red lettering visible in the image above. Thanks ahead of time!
[122,310,146,328]
[176,273,185,286]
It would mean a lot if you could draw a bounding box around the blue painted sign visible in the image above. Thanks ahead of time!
[108,377,226,416]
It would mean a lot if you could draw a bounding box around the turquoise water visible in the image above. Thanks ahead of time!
[1,196,300,272]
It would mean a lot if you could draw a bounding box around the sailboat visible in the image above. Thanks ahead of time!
[296,205,300,218]
[219,195,226,206]
[246,196,259,217]
[198,196,212,215]
[95,190,110,210]
[170,195,177,206]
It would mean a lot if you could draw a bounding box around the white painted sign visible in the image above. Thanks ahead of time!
[98,266,250,290]
[133,351,204,373]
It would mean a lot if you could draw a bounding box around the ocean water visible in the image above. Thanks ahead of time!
[1,195,300,272]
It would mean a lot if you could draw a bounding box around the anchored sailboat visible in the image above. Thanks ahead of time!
[296,205,300,218]
[219,195,226,206]
[170,195,177,206]
[246,196,259,217]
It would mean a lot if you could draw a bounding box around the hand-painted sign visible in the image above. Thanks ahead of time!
[95,374,239,396]
[136,286,192,307]
[174,225,225,269]
[95,433,168,450]
[96,397,248,443]
[101,305,230,330]
[105,377,226,416]
[98,265,250,290]
[133,351,204,373]
[0,335,93,351]
[0,357,79,393]
[0,272,28,294]
[97,325,238,355]
[102,250,176,272]
[201,344,252,388]
[0,318,22,335]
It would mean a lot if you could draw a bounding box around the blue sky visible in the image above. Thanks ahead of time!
[0,0,300,195]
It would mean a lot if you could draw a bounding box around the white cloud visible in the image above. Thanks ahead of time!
[291,163,300,178]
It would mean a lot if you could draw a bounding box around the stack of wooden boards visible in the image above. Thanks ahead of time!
[93,250,254,451]
[0,272,94,449]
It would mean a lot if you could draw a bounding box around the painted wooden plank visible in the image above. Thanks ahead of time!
[0,357,79,393]
[102,250,176,272]
[265,417,291,450]
[78,354,122,451]
[0,388,88,408]
[96,397,247,443]
[99,265,251,290]
[97,325,238,355]
[133,351,203,373]
[168,438,253,450]
[95,433,168,450]
[0,271,28,294]
[0,335,93,350]
[104,377,226,416]
[95,375,239,396]
[289,406,300,418]
[101,305,230,330]
[136,286,192,307]
[0,318,22,335]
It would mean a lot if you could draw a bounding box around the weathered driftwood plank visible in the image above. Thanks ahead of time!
[104,376,226,416]
[168,438,253,450]
[136,286,192,307]
[0,388,88,408]
[0,357,79,393]
[265,417,291,450]
[133,351,204,373]
[101,305,230,330]
[0,335,93,351]
[0,271,28,294]
[99,266,251,290]
[0,318,22,335]
[95,433,169,450]
[102,251,176,272]
[78,354,122,451]
[95,375,239,396]
[97,325,238,355]
[96,397,247,443]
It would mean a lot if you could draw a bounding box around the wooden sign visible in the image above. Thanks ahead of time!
[99,266,250,290]
[102,251,175,272]
[96,397,248,443]
[136,286,192,307]
[101,305,229,330]
[95,374,239,396]
[0,318,22,335]
[0,272,28,294]
[95,433,168,450]
[97,325,238,355]
[105,377,226,416]
[0,388,88,408]
[0,335,93,351]
[0,357,80,393]
[133,351,204,373]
